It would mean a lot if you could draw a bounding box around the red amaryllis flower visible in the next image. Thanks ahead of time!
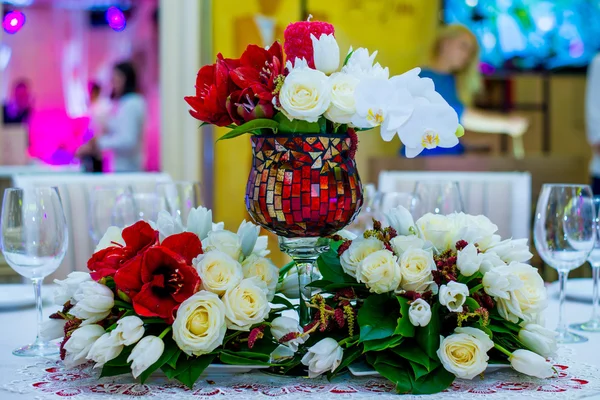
[114,246,201,323]
[88,221,158,281]
[230,42,284,103]
[283,20,334,69]
[185,54,241,127]
[226,87,275,124]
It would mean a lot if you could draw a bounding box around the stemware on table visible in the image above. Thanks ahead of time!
[89,184,137,244]
[410,180,464,218]
[534,184,596,344]
[155,181,203,224]
[1,187,68,356]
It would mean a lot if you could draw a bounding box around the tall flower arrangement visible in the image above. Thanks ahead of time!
[185,18,463,157]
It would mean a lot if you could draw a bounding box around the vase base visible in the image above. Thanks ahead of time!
[278,237,330,260]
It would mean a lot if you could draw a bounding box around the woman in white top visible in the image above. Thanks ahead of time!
[77,62,146,172]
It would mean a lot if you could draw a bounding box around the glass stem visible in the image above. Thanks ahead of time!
[557,271,569,337]
[296,260,315,326]
[591,265,600,322]
[32,277,43,344]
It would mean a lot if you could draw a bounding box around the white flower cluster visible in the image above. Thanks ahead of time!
[277,35,461,157]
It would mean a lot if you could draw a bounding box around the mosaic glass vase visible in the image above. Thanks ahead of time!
[245,133,363,323]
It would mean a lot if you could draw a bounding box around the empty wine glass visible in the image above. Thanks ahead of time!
[571,195,600,332]
[89,185,137,243]
[156,181,203,224]
[130,182,160,223]
[410,181,464,219]
[346,184,379,234]
[534,184,596,344]
[1,187,68,356]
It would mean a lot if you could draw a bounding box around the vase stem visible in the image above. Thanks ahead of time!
[279,237,330,326]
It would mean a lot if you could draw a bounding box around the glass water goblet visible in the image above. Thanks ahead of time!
[89,185,137,243]
[410,180,464,219]
[534,184,596,344]
[130,182,160,223]
[155,181,203,224]
[571,195,600,332]
[1,187,68,356]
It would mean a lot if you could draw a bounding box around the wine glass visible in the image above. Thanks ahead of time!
[89,185,137,244]
[346,184,378,234]
[410,181,464,219]
[130,182,160,223]
[156,181,203,224]
[1,187,68,356]
[571,195,600,332]
[534,184,596,344]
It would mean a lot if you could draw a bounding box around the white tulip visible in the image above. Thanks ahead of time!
[439,281,469,313]
[270,316,307,351]
[113,316,145,346]
[456,243,482,277]
[398,248,437,293]
[342,47,389,80]
[385,206,415,236]
[63,324,105,367]
[270,344,296,363]
[241,254,279,301]
[301,338,344,378]
[408,299,431,327]
[356,250,402,294]
[278,63,331,122]
[510,349,554,379]
[53,271,92,306]
[487,238,533,263]
[479,252,505,274]
[187,206,214,241]
[311,33,340,75]
[173,291,227,356]
[237,220,260,258]
[70,281,114,324]
[337,229,358,240]
[251,235,271,257]
[437,327,493,380]
[40,318,67,341]
[94,226,125,252]
[127,335,164,378]
[193,250,244,296]
[276,266,320,300]
[325,72,359,124]
[86,331,124,368]
[390,235,426,257]
[482,268,523,300]
[518,324,558,358]
[223,278,270,331]
[156,210,184,242]
[340,237,384,278]
[202,230,243,261]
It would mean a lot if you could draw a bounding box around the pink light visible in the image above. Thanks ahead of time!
[3,11,26,35]
[106,6,126,32]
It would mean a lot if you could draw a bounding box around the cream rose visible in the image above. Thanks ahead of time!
[415,213,454,251]
[241,254,279,301]
[324,72,359,124]
[340,237,384,278]
[398,248,437,293]
[437,327,494,380]
[279,64,331,122]
[390,235,425,257]
[355,250,402,294]
[173,291,227,356]
[193,250,244,296]
[202,230,243,261]
[494,262,547,323]
[222,278,270,331]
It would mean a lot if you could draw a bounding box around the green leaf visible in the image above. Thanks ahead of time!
[332,344,363,375]
[103,277,116,289]
[373,362,413,394]
[100,365,130,378]
[139,336,181,383]
[415,303,441,361]
[464,297,481,312]
[271,295,295,310]
[410,361,430,381]
[358,294,398,342]
[343,49,354,67]
[220,351,271,366]
[278,261,296,281]
[142,318,167,325]
[105,346,133,367]
[488,324,514,334]
[306,279,334,288]
[224,351,270,362]
[274,113,319,133]
[113,300,133,310]
[362,335,404,353]
[161,363,179,379]
[411,365,455,395]
[490,314,521,332]
[217,119,279,141]
[317,247,355,284]
[458,271,482,285]
[318,116,328,134]
[307,280,363,291]
[175,354,216,389]
[395,297,415,338]
[391,344,431,371]
[166,349,182,369]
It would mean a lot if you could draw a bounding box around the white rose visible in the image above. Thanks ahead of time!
[385,206,415,236]
[439,281,469,313]
[325,72,359,124]
[479,251,505,274]
[437,327,493,380]
[301,338,344,378]
[63,324,105,367]
[278,64,331,122]
[340,237,384,278]
[173,291,227,356]
[223,278,270,331]
[342,47,389,80]
[156,210,184,242]
[187,206,214,241]
[356,250,402,294]
[237,220,260,258]
[86,331,124,368]
[510,349,554,379]
[448,213,498,247]
[482,268,523,300]
[415,213,454,251]
[40,318,67,341]
[311,33,340,75]
[271,316,307,351]
[398,248,437,293]
[94,226,125,252]
[70,281,114,324]
[53,271,92,306]
[242,254,279,301]
[127,336,164,378]
[456,243,482,277]
[408,298,432,327]
[487,238,533,263]
[518,324,558,358]
[193,250,244,296]
[202,230,243,261]
[493,262,547,323]
[390,235,426,257]
[113,316,145,346]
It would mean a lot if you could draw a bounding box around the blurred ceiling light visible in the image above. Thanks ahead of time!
[106,6,126,31]
[466,0,478,7]
[537,16,555,32]
[3,10,26,34]
[2,0,33,6]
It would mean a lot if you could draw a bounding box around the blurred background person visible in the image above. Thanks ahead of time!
[77,62,146,172]
[2,79,33,125]
[80,81,111,172]
[406,24,529,156]
[586,53,600,194]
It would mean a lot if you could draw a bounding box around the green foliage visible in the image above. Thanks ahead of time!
[358,294,399,342]
[218,119,279,141]
[395,297,415,338]
[343,50,354,66]
[220,351,271,366]
[331,344,364,377]
[362,335,404,353]
[100,365,131,378]
[391,343,434,372]
[463,297,481,312]
[271,295,295,310]
[139,336,181,383]
[458,271,482,285]
[175,354,216,389]
[317,248,355,284]
[273,113,320,134]
[278,261,296,282]
[415,303,441,361]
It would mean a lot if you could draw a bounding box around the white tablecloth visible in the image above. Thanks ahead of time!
[0,296,599,399]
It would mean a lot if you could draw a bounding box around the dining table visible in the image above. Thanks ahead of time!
[0,284,599,400]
